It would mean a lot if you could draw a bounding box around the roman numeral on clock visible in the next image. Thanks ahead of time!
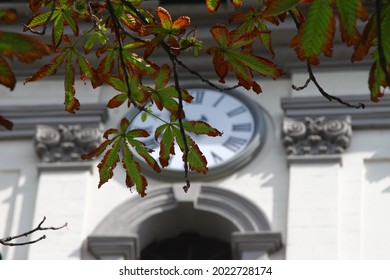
[227,106,246,118]
[223,136,247,152]
[232,123,252,132]
[192,90,205,104]
[211,151,223,164]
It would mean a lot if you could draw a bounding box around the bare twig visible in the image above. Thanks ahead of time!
[0,217,67,247]
[289,10,365,109]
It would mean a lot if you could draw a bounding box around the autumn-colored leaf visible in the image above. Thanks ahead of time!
[122,143,148,197]
[0,115,13,131]
[368,61,386,102]
[335,0,368,46]
[210,24,231,49]
[0,31,51,63]
[107,93,128,108]
[262,0,301,17]
[181,121,222,137]
[158,125,175,167]
[0,8,18,24]
[230,0,243,8]
[290,0,335,65]
[206,0,221,13]
[0,56,16,90]
[172,127,208,174]
[97,138,121,188]
[76,53,101,88]
[64,57,80,114]
[81,139,113,160]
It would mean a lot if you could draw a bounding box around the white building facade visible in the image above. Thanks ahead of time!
[1,1,390,260]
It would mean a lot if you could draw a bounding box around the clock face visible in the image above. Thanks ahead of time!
[128,87,266,180]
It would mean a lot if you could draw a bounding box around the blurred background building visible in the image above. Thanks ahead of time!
[1,0,390,260]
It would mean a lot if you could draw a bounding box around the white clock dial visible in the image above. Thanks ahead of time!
[128,87,265,180]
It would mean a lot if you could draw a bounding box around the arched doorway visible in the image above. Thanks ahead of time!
[86,185,282,260]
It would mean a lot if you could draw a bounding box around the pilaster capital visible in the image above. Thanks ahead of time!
[282,116,352,156]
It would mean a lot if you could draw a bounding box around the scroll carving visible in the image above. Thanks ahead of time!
[35,124,103,162]
[282,116,352,155]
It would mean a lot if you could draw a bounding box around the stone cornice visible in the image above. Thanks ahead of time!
[281,95,390,129]
[0,103,108,140]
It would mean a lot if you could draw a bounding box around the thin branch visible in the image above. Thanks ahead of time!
[376,0,390,88]
[24,1,56,36]
[106,0,142,110]
[0,217,67,247]
[289,10,365,109]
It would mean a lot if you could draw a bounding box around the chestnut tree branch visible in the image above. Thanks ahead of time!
[0,216,68,247]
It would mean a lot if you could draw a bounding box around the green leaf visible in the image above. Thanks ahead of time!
[97,138,121,188]
[52,14,64,48]
[122,143,148,197]
[0,31,51,63]
[62,10,79,36]
[207,0,221,13]
[262,0,301,17]
[335,0,368,46]
[172,127,208,174]
[210,24,231,49]
[291,0,336,64]
[76,52,100,88]
[159,125,175,167]
[103,74,127,92]
[181,121,222,137]
[64,56,80,113]
[0,56,15,90]
[226,50,283,79]
[107,93,128,108]
[155,64,170,90]
[25,11,52,29]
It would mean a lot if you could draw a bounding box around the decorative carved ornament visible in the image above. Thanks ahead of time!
[35,124,103,162]
[282,116,352,156]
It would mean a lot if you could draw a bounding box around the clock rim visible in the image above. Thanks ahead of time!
[126,85,266,181]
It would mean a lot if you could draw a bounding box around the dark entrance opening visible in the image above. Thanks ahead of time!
[141,233,231,260]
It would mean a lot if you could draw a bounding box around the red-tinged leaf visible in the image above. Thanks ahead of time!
[230,0,242,8]
[210,24,231,48]
[76,53,101,88]
[262,0,301,17]
[231,30,261,49]
[52,15,64,48]
[0,115,13,131]
[123,50,156,76]
[351,15,376,62]
[122,143,148,197]
[102,74,127,93]
[24,11,52,30]
[120,118,130,134]
[182,121,222,137]
[29,0,45,13]
[0,56,16,90]
[62,10,79,36]
[226,50,283,79]
[289,6,305,26]
[0,8,18,24]
[64,60,80,114]
[97,139,121,188]
[335,0,368,46]
[208,48,229,83]
[155,7,172,29]
[172,16,190,34]
[103,128,120,139]
[81,139,112,160]
[290,0,335,64]
[159,126,175,167]
[107,93,128,108]
[207,0,221,13]
[173,127,208,174]
[0,31,51,63]
[155,64,170,90]
[155,123,169,140]
[368,61,386,102]
[97,50,116,75]
[121,13,142,32]
[126,133,161,173]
